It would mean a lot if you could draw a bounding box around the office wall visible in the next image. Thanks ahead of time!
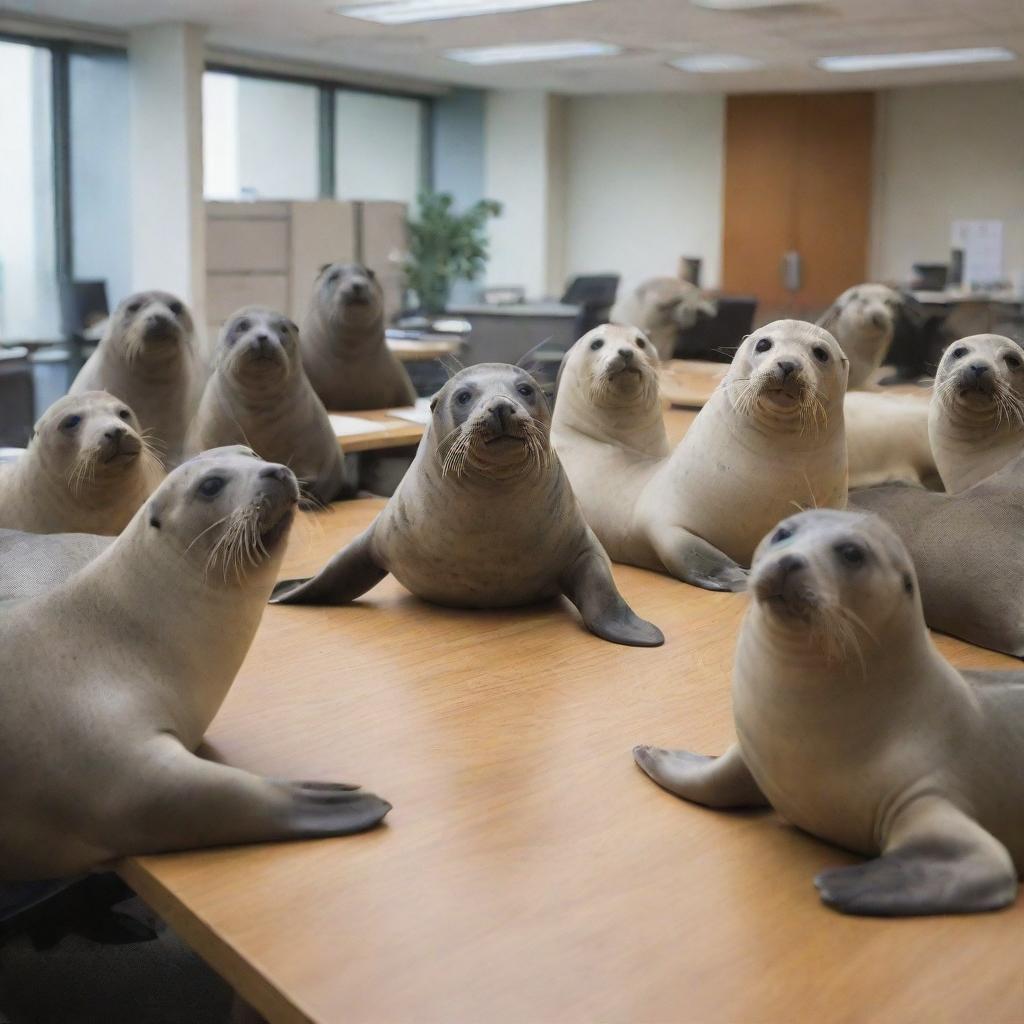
[562,93,725,294]
[871,80,1024,284]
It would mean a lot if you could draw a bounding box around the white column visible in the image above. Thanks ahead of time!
[129,23,206,328]
[484,91,567,300]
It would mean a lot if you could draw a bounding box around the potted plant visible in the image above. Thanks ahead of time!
[404,191,502,315]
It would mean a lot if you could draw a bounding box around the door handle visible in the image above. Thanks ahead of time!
[781,251,802,292]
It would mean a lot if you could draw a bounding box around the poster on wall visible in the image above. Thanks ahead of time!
[950,219,1004,287]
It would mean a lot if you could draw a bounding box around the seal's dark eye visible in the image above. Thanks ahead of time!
[168,301,184,316]
[590,338,604,351]
[235,319,251,334]
[455,389,473,406]
[812,346,829,363]
[118,409,132,421]
[198,476,226,499]
[61,415,81,431]
[329,272,341,284]
[836,543,865,567]
[636,337,647,350]
[1005,354,1022,370]
[366,268,376,279]
[755,338,772,353]
[771,526,793,544]
[126,302,142,315]
[517,384,534,398]
[952,346,968,360]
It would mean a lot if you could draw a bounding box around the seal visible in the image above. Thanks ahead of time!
[551,320,848,591]
[845,390,939,489]
[816,283,902,390]
[272,362,664,647]
[0,391,164,535]
[0,446,390,879]
[70,290,199,465]
[301,263,417,411]
[928,334,1024,493]
[610,277,716,362]
[635,508,1024,917]
[850,451,1024,656]
[188,306,347,506]
[0,528,111,602]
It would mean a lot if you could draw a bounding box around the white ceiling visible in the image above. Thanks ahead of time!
[7,0,1024,94]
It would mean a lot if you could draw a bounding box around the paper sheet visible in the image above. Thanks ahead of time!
[329,414,384,437]
[385,399,432,425]
[951,219,1004,287]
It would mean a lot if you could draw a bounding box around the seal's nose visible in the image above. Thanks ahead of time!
[618,347,635,362]
[777,359,798,378]
[103,425,126,442]
[260,465,290,482]
[870,311,887,329]
[969,362,989,379]
[488,399,516,433]
[777,553,806,577]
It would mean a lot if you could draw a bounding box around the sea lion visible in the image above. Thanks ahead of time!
[928,334,1024,493]
[188,307,347,506]
[70,291,199,465]
[551,321,848,591]
[817,283,902,390]
[0,446,390,880]
[635,509,1024,917]
[610,277,716,362]
[301,263,417,411]
[272,362,663,647]
[850,451,1024,657]
[844,390,939,489]
[0,391,163,535]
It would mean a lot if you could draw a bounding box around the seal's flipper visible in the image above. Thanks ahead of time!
[270,529,385,605]
[648,524,748,592]
[561,546,664,647]
[115,738,391,855]
[815,795,1017,917]
[633,743,768,808]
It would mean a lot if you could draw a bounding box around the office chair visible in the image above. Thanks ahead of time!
[561,274,620,337]
[60,279,109,380]
[676,295,757,362]
[0,346,35,447]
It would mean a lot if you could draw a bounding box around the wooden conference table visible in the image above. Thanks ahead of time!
[119,405,1022,1024]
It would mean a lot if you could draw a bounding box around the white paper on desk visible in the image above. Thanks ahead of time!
[328,414,383,437]
[951,219,1004,286]
[385,398,432,425]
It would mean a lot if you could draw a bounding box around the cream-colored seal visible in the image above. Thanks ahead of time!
[845,390,939,489]
[610,277,716,362]
[0,391,163,535]
[928,334,1024,492]
[189,306,347,506]
[273,362,664,647]
[636,508,1023,917]
[0,446,389,880]
[817,283,901,390]
[70,290,200,465]
[552,321,848,590]
[301,263,417,411]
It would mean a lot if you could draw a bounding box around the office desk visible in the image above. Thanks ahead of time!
[331,408,426,454]
[385,334,463,363]
[447,303,579,366]
[120,478,1020,1023]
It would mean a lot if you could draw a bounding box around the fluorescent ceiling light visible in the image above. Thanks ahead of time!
[445,40,621,64]
[690,0,816,8]
[335,0,593,24]
[670,53,765,72]
[818,47,1017,73]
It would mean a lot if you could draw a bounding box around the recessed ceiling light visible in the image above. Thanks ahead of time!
[335,0,594,24]
[817,47,1017,72]
[670,53,765,72]
[690,0,815,8]
[445,40,621,64]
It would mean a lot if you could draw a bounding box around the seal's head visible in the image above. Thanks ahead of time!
[934,334,1024,427]
[729,320,848,432]
[749,509,918,660]
[218,307,300,388]
[32,391,158,494]
[313,263,384,333]
[107,290,193,365]
[633,277,716,332]
[429,364,550,481]
[826,284,901,340]
[145,446,299,585]
[567,323,659,409]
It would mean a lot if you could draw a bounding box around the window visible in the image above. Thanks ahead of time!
[0,40,58,340]
[335,90,424,204]
[203,71,320,200]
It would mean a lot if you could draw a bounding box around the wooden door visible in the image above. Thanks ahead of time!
[722,92,875,322]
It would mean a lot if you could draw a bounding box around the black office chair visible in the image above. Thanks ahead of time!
[60,279,109,379]
[676,295,757,362]
[0,347,35,447]
[561,274,620,337]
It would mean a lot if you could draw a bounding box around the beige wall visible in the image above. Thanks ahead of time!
[561,93,725,294]
[871,80,1024,285]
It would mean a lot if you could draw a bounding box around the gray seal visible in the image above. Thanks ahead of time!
[635,509,1024,917]
[816,283,901,390]
[301,263,417,411]
[272,363,664,647]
